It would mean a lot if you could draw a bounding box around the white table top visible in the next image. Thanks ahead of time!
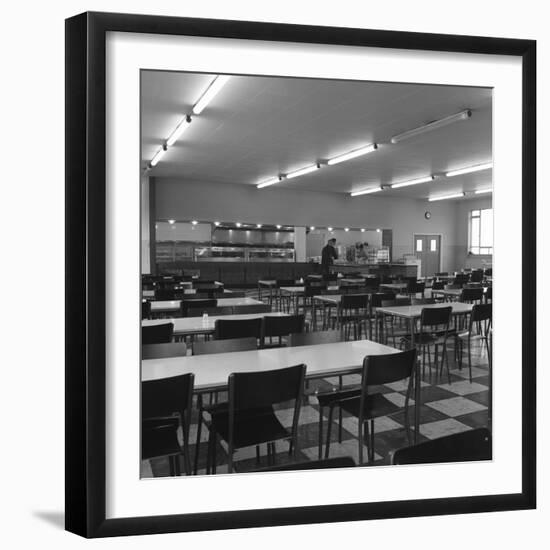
[431,287,488,297]
[377,302,473,319]
[150,297,264,312]
[313,294,343,304]
[280,285,339,294]
[142,339,398,389]
[143,311,288,335]
[380,282,409,290]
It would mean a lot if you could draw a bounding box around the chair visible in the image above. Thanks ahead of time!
[261,314,305,347]
[142,323,174,345]
[456,303,492,382]
[287,330,344,347]
[363,277,380,291]
[205,364,306,473]
[454,273,470,286]
[141,300,152,320]
[214,317,263,340]
[192,337,258,473]
[460,287,484,304]
[400,306,453,383]
[298,282,327,314]
[379,298,411,346]
[391,428,491,465]
[329,294,369,340]
[407,281,425,298]
[319,349,416,464]
[274,279,296,310]
[142,342,187,360]
[369,292,396,341]
[180,299,217,317]
[231,304,272,314]
[470,270,484,283]
[141,373,194,475]
[186,306,233,317]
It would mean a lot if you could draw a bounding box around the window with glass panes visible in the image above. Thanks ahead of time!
[469,208,493,255]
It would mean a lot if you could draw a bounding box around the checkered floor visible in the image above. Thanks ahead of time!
[142,289,491,477]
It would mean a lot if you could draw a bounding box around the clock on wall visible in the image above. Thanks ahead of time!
[424,211,432,220]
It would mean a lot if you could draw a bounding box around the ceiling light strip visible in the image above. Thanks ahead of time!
[285,164,320,180]
[327,143,378,166]
[391,176,435,189]
[445,162,493,177]
[391,110,472,144]
[350,186,383,197]
[475,188,493,194]
[428,192,466,202]
[192,75,231,115]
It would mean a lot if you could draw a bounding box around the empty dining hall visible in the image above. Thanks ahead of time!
[140,70,493,478]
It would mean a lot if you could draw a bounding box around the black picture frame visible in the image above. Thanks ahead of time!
[65,11,536,538]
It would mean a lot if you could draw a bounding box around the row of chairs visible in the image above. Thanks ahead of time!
[142,314,306,347]
[142,296,261,319]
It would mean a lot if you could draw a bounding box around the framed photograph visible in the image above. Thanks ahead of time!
[65,11,536,537]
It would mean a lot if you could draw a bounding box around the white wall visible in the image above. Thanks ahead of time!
[155,178,464,271]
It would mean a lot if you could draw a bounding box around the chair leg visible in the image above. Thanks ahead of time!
[467,338,473,383]
[318,406,324,459]
[338,376,343,443]
[369,419,375,462]
[193,396,204,474]
[324,405,335,459]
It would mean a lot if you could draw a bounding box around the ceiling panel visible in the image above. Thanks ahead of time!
[141,72,492,201]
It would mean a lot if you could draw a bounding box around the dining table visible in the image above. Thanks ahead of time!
[150,296,264,314]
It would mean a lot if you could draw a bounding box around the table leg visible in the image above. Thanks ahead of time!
[312,299,317,331]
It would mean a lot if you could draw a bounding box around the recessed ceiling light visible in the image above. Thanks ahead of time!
[327,143,378,166]
[214,221,220,226]
[376,228,381,233]
[168,219,175,225]
[391,176,435,189]
[310,226,315,230]
[236,222,242,227]
[361,228,365,232]
[445,162,492,178]
[344,227,350,232]
[191,220,198,225]
[276,225,282,229]
[428,192,466,202]
[350,186,383,197]
[328,227,333,231]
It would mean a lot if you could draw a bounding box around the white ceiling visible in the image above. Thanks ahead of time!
[141,71,492,201]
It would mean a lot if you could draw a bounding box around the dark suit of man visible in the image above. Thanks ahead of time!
[321,242,338,276]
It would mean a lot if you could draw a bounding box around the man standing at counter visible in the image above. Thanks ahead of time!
[321,238,338,277]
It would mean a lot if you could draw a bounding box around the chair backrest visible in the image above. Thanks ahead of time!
[262,314,305,339]
[470,270,484,282]
[484,268,492,277]
[340,293,369,310]
[214,317,263,340]
[305,282,327,297]
[322,273,339,283]
[276,279,296,287]
[460,287,484,303]
[186,306,234,317]
[180,299,217,316]
[287,330,343,347]
[407,280,425,294]
[142,323,174,345]
[471,303,492,323]
[142,342,187,360]
[391,428,491,465]
[411,297,436,305]
[232,304,272,314]
[370,292,396,308]
[420,306,452,328]
[141,373,194,421]
[193,337,257,355]
[228,364,306,411]
[363,277,380,289]
[141,300,152,319]
[361,348,416,389]
[431,281,445,290]
[454,273,470,284]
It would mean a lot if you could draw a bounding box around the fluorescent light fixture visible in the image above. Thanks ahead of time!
[391,110,471,144]
[391,176,435,189]
[276,225,282,229]
[192,75,231,115]
[475,188,493,194]
[327,143,378,166]
[428,192,466,202]
[166,116,192,146]
[328,227,333,231]
[168,219,175,225]
[235,222,242,227]
[214,221,220,226]
[344,227,350,232]
[285,164,320,180]
[360,228,365,232]
[257,176,284,189]
[445,162,493,177]
[191,220,198,225]
[350,186,382,197]
[150,145,167,167]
